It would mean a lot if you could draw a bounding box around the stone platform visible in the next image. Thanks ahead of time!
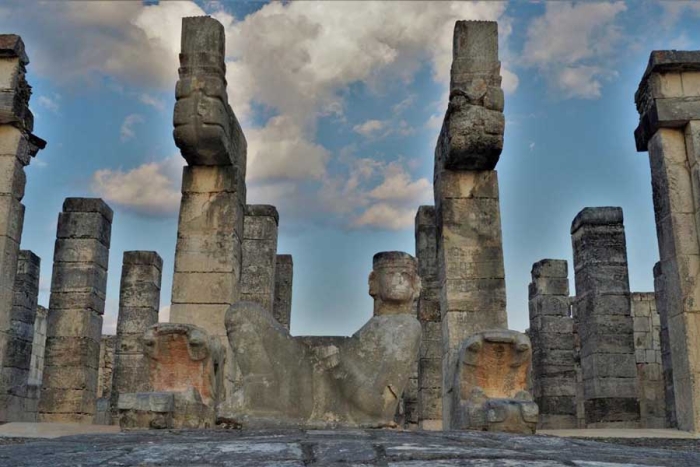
[1,429,700,466]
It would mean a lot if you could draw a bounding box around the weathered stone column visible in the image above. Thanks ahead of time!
[111,252,162,411]
[240,205,278,314]
[0,35,45,422]
[415,206,442,430]
[631,292,665,428]
[571,207,640,427]
[635,51,700,432]
[169,16,247,410]
[273,254,293,331]
[0,250,40,421]
[434,21,507,429]
[28,305,47,384]
[653,261,677,427]
[528,259,577,429]
[38,198,113,423]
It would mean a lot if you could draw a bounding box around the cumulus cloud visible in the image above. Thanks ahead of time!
[36,94,61,114]
[91,155,184,216]
[120,113,145,142]
[354,120,388,138]
[522,2,626,99]
[138,93,166,111]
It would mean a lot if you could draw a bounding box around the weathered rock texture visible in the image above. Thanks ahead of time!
[0,250,40,422]
[240,205,278,314]
[170,16,247,412]
[451,329,538,433]
[118,323,224,429]
[273,254,293,331]
[225,251,421,428]
[111,251,162,415]
[0,35,45,423]
[38,198,113,423]
[631,292,665,428]
[414,206,442,430]
[570,207,640,428]
[95,335,116,424]
[28,305,47,384]
[434,21,508,430]
[528,259,577,429]
[654,261,677,427]
[635,50,700,432]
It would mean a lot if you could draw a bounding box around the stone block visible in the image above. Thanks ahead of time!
[48,291,106,315]
[528,295,570,318]
[116,307,159,335]
[171,272,236,304]
[434,170,499,200]
[0,195,24,242]
[62,198,113,221]
[53,238,109,270]
[0,155,24,198]
[584,397,640,425]
[174,232,242,274]
[530,315,574,334]
[581,353,638,379]
[43,337,101,370]
[46,309,102,339]
[39,387,96,414]
[50,262,107,295]
[56,212,112,247]
[41,365,97,392]
[181,165,241,194]
[177,192,243,235]
[583,377,638,399]
[531,259,568,279]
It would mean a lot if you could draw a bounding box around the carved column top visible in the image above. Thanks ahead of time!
[570,206,623,234]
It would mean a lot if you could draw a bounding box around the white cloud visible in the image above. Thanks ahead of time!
[353,119,388,138]
[353,203,417,231]
[522,2,626,99]
[36,94,60,114]
[91,155,184,216]
[120,113,145,142]
[138,93,166,111]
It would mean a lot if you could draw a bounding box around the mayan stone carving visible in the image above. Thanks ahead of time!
[635,50,700,432]
[225,251,421,427]
[433,20,508,429]
[118,323,224,429]
[450,329,538,433]
[571,207,640,428]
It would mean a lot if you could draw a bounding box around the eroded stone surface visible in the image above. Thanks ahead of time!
[451,330,538,433]
[1,429,699,466]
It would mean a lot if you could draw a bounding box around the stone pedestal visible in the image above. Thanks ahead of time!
[0,34,45,423]
[38,198,113,423]
[240,205,279,314]
[635,51,700,432]
[273,254,293,331]
[528,259,577,429]
[434,21,507,429]
[170,17,247,413]
[414,206,442,430]
[111,252,162,413]
[571,207,640,428]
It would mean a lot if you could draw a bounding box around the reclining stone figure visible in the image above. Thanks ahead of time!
[450,329,538,433]
[117,323,224,429]
[225,251,422,427]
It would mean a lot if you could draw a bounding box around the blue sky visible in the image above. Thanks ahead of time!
[2,1,699,336]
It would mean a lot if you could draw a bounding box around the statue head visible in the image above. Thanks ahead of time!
[368,251,421,313]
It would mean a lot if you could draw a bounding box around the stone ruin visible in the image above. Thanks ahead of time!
[1,15,700,437]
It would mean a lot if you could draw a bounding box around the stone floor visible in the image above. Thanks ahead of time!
[1,428,700,466]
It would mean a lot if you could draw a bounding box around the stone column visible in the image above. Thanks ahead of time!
[653,261,677,427]
[0,250,40,421]
[169,16,247,409]
[635,51,700,432]
[28,305,47,384]
[571,207,640,427]
[631,292,665,428]
[414,206,442,430]
[433,21,507,429]
[240,205,279,314]
[38,198,113,423]
[0,35,45,422]
[273,254,293,331]
[111,251,162,410]
[528,259,577,429]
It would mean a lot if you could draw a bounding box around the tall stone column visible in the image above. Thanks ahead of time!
[414,206,442,430]
[38,198,113,423]
[528,259,577,429]
[240,205,278,314]
[635,51,700,432]
[0,250,40,421]
[28,305,47,384]
[653,261,677,427]
[571,207,640,427]
[170,16,247,410]
[111,252,162,411]
[434,21,507,429]
[0,35,45,421]
[273,254,293,331]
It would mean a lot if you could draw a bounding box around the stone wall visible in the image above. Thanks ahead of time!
[631,293,665,428]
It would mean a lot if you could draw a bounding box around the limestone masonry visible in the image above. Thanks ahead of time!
[0,16,698,439]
